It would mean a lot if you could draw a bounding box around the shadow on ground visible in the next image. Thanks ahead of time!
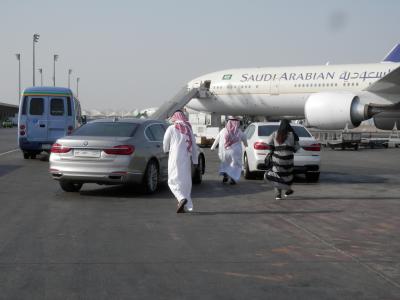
[187,209,344,216]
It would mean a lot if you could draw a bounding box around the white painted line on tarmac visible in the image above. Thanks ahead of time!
[0,149,19,157]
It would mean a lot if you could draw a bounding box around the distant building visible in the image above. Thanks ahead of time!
[0,102,19,120]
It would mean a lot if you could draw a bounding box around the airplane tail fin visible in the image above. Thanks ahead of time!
[382,44,400,62]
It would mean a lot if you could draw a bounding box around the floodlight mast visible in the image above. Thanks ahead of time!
[33,33,40,86]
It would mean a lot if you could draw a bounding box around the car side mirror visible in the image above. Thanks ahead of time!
[81,115,87,124]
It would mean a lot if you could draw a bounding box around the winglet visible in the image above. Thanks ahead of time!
[382,44,400,62]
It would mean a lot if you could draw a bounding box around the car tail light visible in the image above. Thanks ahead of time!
[303,143,321,151]
[19,124,26,136]
[51,143,71,153]
[253,142,271,150]
[67,126,73,135]
[104,145,135,155]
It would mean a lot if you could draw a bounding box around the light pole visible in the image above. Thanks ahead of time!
[68,69,72,88]
[15,53,21,103]
[76,77,80,97]
[33,33,40,86]
[38,68,43,86]
[53,54,59,86]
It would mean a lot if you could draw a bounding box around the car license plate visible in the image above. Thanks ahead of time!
[42,144,52,150]
[74,149,101,158]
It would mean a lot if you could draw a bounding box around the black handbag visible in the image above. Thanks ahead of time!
[264,151,274,170]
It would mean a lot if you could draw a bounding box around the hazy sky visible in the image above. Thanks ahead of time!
[1,0,399,111]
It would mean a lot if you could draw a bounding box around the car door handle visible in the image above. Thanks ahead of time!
[40,124,46,128]
[156,144,161,148]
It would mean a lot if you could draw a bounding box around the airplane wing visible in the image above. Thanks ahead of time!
[365,65,400,94]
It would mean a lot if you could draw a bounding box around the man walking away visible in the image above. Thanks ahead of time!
[211,116,248,184]
[163,111,198,213]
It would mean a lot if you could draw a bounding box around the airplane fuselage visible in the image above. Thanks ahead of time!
[186,62,400,118]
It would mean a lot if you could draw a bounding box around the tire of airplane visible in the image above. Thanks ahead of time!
[59,181,83,192]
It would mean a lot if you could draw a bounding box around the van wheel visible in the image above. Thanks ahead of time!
[193,154,205,184]
[143,160,159,194]
[30,153,37,159]
[305,172,320,182]
[243,154,255,179]
[60,181,83,192]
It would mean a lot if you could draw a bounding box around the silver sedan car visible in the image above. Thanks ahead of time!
[49,118,205,193]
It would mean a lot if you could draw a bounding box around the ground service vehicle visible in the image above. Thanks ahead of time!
[243,122,321,182]
[1,119,13,128]
[49,118,206,193]
[18,87,84,159]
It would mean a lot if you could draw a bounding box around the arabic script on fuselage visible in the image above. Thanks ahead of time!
[240,70,391,82]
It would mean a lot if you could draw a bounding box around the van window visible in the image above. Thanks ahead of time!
[50,98,65,116]
[21,96,28,115]
[66,97,72,116]
[29,98,44,115]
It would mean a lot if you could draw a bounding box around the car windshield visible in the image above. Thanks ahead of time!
[72,122,139,137]
[258,125,312,138]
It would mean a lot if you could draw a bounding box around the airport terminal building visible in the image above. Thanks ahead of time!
[0,102,18,121]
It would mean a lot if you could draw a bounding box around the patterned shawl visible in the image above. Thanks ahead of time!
[224,119,241,149]
[170,111,193,153]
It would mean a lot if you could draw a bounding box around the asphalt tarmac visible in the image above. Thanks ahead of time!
[0,127,399,299]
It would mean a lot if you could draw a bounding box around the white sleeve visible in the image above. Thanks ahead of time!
[210,131,221,150]
[241,131,248,147]
[163,126,172,153]
[191,131,199,164]
[266,132,275,146]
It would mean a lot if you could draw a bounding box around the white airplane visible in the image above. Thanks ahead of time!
[186,44,400,130]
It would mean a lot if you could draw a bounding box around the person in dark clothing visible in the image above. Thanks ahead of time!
[265,119,300,200]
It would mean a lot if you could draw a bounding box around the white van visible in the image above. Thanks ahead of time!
[18,87,85,159]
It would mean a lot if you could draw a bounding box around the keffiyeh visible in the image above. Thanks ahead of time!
[171,111,193,153]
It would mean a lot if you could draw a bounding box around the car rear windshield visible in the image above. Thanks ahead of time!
[258,125,312,137]
[72,122,139,137]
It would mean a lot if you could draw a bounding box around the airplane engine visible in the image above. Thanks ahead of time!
[373,111,400,130]
[304,92,367,130]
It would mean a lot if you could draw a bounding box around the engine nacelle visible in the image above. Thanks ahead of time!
[305,92,367,130]
[373,112,400,130]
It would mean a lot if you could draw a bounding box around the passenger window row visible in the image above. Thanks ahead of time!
[211,82,372,91]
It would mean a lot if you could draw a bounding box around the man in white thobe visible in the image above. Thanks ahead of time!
[163,111,198,213]
[211,117,248,184]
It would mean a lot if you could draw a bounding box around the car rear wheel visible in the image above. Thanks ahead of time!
[193,154,205,184]
[23,151,37,159]
[59,181,83,192]
[243,154,255,179]
[143,159,159,194]
[305,172,320,182]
